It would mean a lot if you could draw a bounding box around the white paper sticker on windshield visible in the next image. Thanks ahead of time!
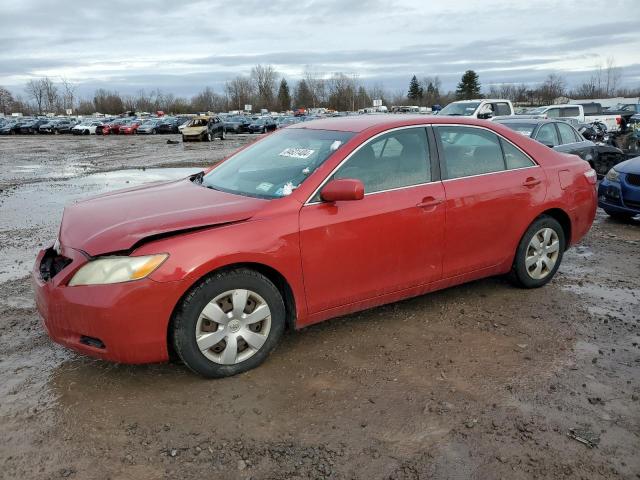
[256,182,273,192]
[279,148,315,159]
[330,140,342,151]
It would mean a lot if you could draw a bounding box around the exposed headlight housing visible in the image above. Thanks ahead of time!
[605,168,620,182]
[68,254,168,286]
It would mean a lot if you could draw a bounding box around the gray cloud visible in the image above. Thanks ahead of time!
[1,0,639,97]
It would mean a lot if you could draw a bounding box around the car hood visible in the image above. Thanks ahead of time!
[183,126,206,135]
[615,155,640,174]
[59,177,267,256]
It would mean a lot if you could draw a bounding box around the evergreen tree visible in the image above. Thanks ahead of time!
[294,79,314,109]
[407,75,423,102]
[277,78,291,112]
[456,70,481,99]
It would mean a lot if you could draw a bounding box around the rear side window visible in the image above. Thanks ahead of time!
[494,103,512,116]
[557,122,578,144]
[535,124,559,147]
[561,107,580,117]
[435,126,505,179]
[546,108,560,118]
[333,127,431,193]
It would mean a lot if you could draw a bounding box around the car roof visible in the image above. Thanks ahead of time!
[494,118,558,126]
[288,114,507,133]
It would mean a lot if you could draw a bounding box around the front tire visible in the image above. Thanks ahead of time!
[205,132,212,142]
[510,215,565,288]
[172,269,286,378]
[220,128,226,140]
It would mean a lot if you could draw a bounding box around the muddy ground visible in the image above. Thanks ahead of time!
[0,135,638,480]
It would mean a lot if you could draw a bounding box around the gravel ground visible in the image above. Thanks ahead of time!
[0,135,638,480]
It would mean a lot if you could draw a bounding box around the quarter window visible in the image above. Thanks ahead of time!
[435,126,505,179]
[332,128,431,193]
[500,140,535,169]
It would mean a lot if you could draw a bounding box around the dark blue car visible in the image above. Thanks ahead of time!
[598,156,640,220]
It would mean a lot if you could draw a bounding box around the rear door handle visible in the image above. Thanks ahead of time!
[416,197,444,209]
[522,177,542,187]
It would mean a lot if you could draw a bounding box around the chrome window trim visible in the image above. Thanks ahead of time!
[434,123,538,179]
[304,125,434,205]
[304,122,540,205]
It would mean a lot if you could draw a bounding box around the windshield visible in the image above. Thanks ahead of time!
[439,102,481,116]
[497,122,537,137]
[202,128,354,199]
[188,118,209,127]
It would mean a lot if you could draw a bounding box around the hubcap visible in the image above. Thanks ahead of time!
[195,289,271,365]
[525,228,560,280]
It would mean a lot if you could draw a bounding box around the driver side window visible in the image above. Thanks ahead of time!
[332,128,431,194]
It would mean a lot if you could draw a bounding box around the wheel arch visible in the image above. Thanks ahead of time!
[536,208,572,250]
[166,262,298,359]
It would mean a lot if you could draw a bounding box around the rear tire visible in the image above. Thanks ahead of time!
[205,132,212,142]
[172,269,286,378]
[510,215,565,288]
[220,128,226,140]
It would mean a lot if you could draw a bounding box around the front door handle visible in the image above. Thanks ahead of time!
[522,177,542,187]
[416,197,444,209]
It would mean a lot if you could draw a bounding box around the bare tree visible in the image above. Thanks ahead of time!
[60,78,77,112]
[537,74,566,104]
[224,77,254,111]
[0,86,14,114]
[251,64,278,111]
[41,77,59,113]
[25,79,45,114]
[327,73,357,111]
[604,56,621,97]
[304,67,327,108]
[191,87,225,112]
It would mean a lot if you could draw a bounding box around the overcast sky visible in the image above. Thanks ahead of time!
[1,0,639,98]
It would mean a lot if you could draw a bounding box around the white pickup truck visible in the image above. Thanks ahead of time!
[438,99,515,119]
[527,104,625,132]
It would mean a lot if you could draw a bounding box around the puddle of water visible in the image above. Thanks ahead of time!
[0,167,202,285]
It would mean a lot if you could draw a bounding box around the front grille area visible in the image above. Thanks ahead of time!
[39,248,72,281]
[626,173,640,187]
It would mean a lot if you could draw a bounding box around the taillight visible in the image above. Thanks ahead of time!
[584,169,597,185]
[616,116,621,125]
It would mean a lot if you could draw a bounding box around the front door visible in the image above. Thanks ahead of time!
[299,127,445,314]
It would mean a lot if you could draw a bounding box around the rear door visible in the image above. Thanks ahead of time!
[553,121,596,164]
[434,125,547,278]
[299,126,445,314]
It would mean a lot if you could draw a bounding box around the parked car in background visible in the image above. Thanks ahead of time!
[119,120,142,135]
[156,117,181,134]
[598,156,640,220]
[276,116,300,129]
[247,116,278,133]
[18,118,48,134]
[136,118,162,134]
[181,115,225,142]
[223,116,251,133]
[39,119,62,134]
[72,121,103,135]
[495,118,597,162]
[570,103,628,132]
[0,119,22,135]
[97,118,127,135]
[438,99,515,119]
[33,115,596,378]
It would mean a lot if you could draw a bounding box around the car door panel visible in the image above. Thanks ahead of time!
[299,183,445,313]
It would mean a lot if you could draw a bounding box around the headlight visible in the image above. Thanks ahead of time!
[68,254,168,286]
[605,168,620,182]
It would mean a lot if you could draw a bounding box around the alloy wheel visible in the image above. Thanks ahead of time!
[525,228,560,280]
[195,289,271,365]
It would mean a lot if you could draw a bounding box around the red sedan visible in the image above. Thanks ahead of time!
[33,116,597,377]
[119,120,141,135]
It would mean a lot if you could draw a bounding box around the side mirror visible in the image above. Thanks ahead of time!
[320,179,364,202]
[478,111,493,120]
